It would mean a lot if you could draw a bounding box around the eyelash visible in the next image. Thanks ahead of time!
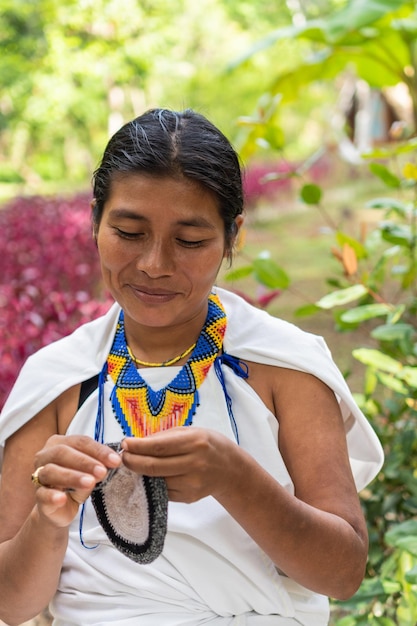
[177,239,204,248]
[116,229,141,239]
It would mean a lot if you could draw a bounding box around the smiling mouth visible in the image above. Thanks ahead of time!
[129,286,177,301]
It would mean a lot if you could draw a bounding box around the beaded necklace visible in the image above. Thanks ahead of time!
[106,292,227,437]
[126,341,196,367]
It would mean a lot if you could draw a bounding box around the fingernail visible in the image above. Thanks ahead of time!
[108,452,121,463]
[80,475,95,487]
[93,465,107,477]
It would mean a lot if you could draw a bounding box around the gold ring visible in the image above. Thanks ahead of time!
[31,466,45,487]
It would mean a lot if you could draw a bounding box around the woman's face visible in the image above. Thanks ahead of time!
[96,174,238,333]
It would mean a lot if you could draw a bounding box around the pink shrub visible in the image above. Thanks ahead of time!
[243,161,295,209]
[243,155,334,210]
[0,193,112,409]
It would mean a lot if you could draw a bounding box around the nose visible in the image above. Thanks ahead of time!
[136,238,174,278]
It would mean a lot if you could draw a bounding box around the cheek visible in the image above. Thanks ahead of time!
[186,248,225,279]
[97,235,129,270]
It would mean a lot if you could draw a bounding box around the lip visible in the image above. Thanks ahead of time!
[129,285,178,304]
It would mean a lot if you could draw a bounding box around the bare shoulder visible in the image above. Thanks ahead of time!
[247,362,365,533]
[245,361,337,414]
[0,383,80,541]
[246,362,342,424]
[247,363,348,469]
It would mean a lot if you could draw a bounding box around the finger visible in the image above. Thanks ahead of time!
[35,486,88,526]
[121,451,187,477]
[121,428,200,457]
[43,435,123,467]
[36,486,68,511]
[35,438,122,479]
[32,462,100,492]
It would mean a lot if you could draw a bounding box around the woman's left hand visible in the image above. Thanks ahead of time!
[120,427,237,503]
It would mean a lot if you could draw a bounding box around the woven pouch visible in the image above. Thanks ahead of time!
[91,442,168,564]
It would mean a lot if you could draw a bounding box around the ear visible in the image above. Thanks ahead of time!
[224,215,245,261]
[234,214,244,235]
[233,215,245,255]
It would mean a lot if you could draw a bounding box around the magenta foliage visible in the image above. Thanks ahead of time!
[243,162,294,209]
[243,156,332,210]
[0,193,113,410]
[231,288,281,309]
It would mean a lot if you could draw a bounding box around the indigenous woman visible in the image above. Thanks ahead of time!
[0,109,383,626]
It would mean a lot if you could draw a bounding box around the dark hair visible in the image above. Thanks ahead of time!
[92,108,243,249]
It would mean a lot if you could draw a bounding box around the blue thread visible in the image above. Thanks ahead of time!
[79,363,108,551]
[95,362,108,444]
[214,353,248,445]
[79,499,98,550]
[220,353,249,379]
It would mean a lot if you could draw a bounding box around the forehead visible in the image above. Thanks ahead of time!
[105,173,222,221]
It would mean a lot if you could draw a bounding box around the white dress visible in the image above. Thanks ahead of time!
[0,289,384,626]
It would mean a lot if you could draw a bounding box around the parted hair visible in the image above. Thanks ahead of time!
[92,108,244,248]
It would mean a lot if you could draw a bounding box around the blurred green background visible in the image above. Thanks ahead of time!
[0,0,358,197]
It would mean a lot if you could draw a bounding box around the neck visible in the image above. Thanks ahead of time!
[123,309,208,367]
[127,340,197,367]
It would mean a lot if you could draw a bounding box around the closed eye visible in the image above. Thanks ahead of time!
[177,238,204,248]
[115,228,143,240]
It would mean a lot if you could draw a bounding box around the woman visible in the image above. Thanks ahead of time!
[0,109,383,626]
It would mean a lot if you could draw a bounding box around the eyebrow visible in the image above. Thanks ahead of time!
[108,208,217,229]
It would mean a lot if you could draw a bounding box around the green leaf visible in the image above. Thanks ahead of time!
[377,371,409,394]
[300,183,322,205]
[363,139,417,160]
[252,258,290,289]
[322,0,412,40]
[381,579,403,595]
[387,304,406,325]
[227,23,313,70]
[380,223,413,245]
[316,284,368,309]
[382,244,402,259]
[333,309,360,331]
[335,232,368,259]
[371,323,414,341]
[401,263,417,289]
[373,618,397,626]
[398,366,417,389]
[369,163,401,188]
[223,265,254,282]
[388,535,417,556]
[405,565,417,584]
[352,577,393,601]
[366,197,409,216]
[352,348,403,373]
[364,367,378,395]
[384,519,417,546]
[294,303,321,317]
[269,49,347,103]
[341,303,391,323]
[264,125,285,151]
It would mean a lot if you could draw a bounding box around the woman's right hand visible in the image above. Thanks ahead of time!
[0,405,124,622]
[31,435,122,528]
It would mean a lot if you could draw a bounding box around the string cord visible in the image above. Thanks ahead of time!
[214,353,248,445]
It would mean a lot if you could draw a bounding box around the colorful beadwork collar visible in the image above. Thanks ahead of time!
[106,292,227,438]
